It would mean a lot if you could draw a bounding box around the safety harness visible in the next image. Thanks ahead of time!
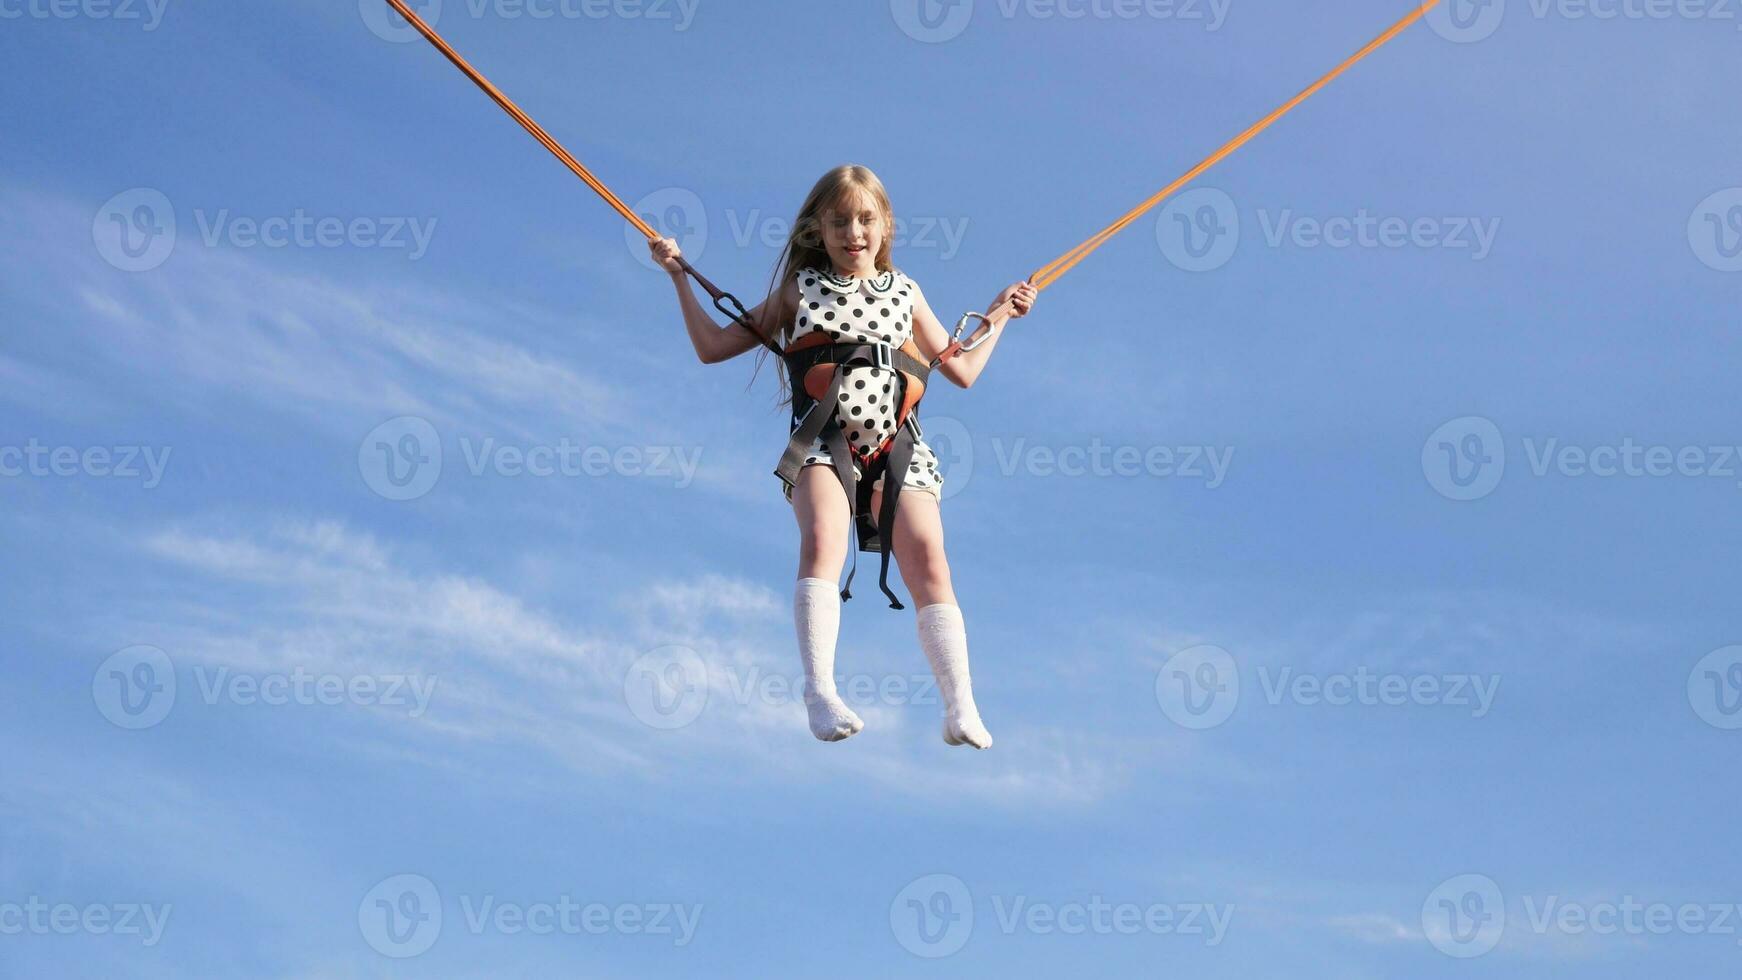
[774,313,933,609]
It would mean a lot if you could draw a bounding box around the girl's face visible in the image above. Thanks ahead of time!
[819,189,885,276]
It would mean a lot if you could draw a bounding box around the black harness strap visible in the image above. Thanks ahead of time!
[773,342,929,610]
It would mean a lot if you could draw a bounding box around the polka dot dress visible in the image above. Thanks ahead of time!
[782,266,944,500]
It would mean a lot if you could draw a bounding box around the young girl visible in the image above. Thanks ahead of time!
[651,165,1036,748]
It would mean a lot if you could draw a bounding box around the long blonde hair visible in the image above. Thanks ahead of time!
[755,165,897,409]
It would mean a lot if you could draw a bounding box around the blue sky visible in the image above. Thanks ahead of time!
[3,0,1741,975]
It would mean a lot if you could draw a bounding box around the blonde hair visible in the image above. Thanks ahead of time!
[755,165,898,408]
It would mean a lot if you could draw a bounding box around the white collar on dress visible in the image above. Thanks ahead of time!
[806,266,903,299]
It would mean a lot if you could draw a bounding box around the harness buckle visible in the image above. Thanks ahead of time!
[951,312,996,354]
[871,343,894,372]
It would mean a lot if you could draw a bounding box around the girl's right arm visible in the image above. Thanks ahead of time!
[651,237,789,364]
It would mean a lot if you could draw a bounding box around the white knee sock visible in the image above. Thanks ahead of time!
[916,603,992,749]
[795,577,864,742]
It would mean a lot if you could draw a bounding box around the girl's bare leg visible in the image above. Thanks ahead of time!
[790,465,863,741]
[874,488,992,749]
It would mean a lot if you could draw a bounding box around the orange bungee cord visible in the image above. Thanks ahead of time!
[931,0,1443,366]
[380,0,773,350]
[379,0,1439,363]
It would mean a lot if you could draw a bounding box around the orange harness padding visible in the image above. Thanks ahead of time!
[784,331,928,462]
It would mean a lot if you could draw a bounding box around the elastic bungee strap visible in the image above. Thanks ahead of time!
[934,0,1443,365]
[379,0,776,353]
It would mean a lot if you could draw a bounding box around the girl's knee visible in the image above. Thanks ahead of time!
[896,537,950,584]
[798,524,850,572]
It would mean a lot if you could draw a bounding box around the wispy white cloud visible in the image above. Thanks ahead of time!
[1,183,657,446]
[126,516,1140,807]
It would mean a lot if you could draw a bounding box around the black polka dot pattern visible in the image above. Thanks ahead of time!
[779,266,944,500]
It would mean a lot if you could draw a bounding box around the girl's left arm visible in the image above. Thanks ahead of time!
[911,281,1037,388]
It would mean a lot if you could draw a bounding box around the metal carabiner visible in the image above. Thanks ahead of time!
[712,290,752,331]
[951,311,997,354]
[674,255,777,353]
